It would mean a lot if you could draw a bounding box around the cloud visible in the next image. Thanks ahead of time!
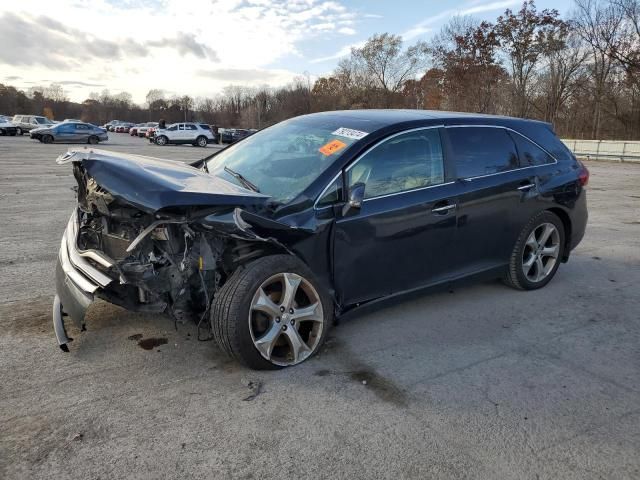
[338,27,356,35]
[197,68,291,83]
[309,40,366,63]
[402,0,518,40]
[57,80,107,87]
[0,12,148,69]
[149,33,219,61]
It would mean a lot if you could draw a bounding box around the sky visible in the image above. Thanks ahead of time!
[0,0,574,104]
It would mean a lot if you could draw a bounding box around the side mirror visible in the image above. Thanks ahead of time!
[342,182,365,216]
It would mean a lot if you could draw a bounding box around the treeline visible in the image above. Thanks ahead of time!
[1,0,638,140]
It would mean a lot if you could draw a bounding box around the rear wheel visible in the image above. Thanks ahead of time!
[155,135,168,146]
[504,211,565,290]
[42,134,54,144]
[211,255,332,369]
[88,135,99,145]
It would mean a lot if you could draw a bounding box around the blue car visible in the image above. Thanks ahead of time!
[31,122,108,144]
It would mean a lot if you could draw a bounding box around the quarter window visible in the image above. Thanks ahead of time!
[510,133,554,166]
[316,176,343,207]
[448,127,519,179]
[347,129,445,200]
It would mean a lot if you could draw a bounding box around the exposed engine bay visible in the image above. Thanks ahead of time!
[67,158,289,336]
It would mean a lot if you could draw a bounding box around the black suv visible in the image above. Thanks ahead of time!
[52,110,587,369]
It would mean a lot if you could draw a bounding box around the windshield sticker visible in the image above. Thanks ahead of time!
[331,127,368,140]
[319,139,347,156]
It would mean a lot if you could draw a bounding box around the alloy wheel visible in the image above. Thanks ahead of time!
[249,272,324,366]
[521,222,560,283]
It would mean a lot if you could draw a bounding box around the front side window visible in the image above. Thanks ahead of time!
[57,124,75,133]
[448,127,519,179]
[347,129,444,200]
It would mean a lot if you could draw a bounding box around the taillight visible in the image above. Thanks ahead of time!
[578,162,589,186]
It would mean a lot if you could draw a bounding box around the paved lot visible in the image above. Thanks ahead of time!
[1,133,639,479]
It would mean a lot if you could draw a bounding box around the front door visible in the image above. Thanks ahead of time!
[333,127,458,306]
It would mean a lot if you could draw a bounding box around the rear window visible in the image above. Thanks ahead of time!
[523,125,574,162]
[447,127,519,179]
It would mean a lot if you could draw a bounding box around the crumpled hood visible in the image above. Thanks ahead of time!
[57,148,269,212]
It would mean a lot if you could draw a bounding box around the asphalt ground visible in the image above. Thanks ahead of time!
[1,132,639,479]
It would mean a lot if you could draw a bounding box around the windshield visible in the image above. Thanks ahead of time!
[206,115,372,203]
[35,117,51,124]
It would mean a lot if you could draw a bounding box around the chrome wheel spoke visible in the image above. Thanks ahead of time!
[252,288,281,318]
[534,256,545,282]
[283,326,311,363]
[541,245,559,258]
[525,232,538,251]
[538,224,554,246]
[280,273,301,310]
[291,302,322,323]
[254,322,281,358]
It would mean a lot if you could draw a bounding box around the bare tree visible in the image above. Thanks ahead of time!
[495,0,567,116]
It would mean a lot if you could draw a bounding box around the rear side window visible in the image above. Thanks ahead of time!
[524,125,573,162]
[510,132,554,166]
[348,128,445,200]
[185,124,197,130]
[447,127,519,179]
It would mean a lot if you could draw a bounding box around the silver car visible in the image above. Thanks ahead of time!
[12,115,55,135]
[30,122,108,144]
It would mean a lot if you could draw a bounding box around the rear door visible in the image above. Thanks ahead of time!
[443,126,541,275]
[73,123,90,142]
[55,123,76,142]
[333,127,459,305]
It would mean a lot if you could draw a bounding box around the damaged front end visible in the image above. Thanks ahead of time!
[53,149,287,351]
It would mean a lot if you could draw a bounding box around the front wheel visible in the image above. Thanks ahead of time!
[211,255,332,369]
[504,211,565,290]
[196,135,208,147]
[16,127,23,136]
[155,135,168,146]
[42,134,54,144]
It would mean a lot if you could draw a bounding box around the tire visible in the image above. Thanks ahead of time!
[88,135,99,145]
[155,135,168,146]
[196,136,208,147]
[503,211,565,290]
[16,127,23,136]
[0,128,5,136]
[42,134,54,144]
[211,254,333,370]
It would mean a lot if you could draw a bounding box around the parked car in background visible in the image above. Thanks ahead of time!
[63,119,82,123]
[11,115,55,135]
[30,122,108,144]
[145,127,156,140]
[153,122,214,147]
[219,128,234,144]
[0,115,18,136]
[137,122,158,137]
[103,121,122,132]
[130,123,144,136]
[231,129,252,143]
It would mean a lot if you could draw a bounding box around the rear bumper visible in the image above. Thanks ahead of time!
[53,210,115,350]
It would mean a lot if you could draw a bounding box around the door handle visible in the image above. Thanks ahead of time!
[518,183,535,191]
[432,204,456,214]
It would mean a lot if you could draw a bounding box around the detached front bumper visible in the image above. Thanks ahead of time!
[53,211,115,351]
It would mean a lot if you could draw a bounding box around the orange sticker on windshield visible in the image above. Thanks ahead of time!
[319,139,347,156]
